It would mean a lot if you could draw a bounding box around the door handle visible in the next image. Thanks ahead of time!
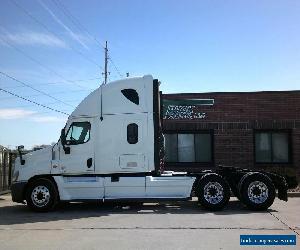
[87,158,93,168]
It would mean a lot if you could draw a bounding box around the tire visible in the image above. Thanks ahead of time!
[239,173,275,211]
[25,178,58,212]
[196,174,230,211]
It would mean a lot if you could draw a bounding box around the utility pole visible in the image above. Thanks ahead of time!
[103,41,109,85]
[100,41,108,121]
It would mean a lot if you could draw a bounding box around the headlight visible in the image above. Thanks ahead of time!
[12,171,19,182]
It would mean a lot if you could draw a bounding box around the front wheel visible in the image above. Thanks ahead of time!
[26,178,58,212]
[196,174,230,211]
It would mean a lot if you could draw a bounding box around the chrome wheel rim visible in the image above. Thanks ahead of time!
[31,185,50,207]
[203,182,224,204]
[247,181,268,204]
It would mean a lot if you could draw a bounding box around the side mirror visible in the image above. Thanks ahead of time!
[60,129,70,154]
[17,145,25,165]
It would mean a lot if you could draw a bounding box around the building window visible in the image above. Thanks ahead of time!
[255,131,291,163]
[164,132,213,163]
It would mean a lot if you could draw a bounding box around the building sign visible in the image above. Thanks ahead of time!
[162,99,214,120]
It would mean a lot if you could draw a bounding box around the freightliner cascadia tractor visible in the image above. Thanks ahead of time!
[11,75,288,212]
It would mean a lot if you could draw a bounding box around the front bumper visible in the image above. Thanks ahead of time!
[11,181,27,203]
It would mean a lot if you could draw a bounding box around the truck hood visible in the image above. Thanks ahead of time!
[24,146,52,159]
[21,146,52,176]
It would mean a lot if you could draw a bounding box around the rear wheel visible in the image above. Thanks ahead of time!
[196,174,230,211]
[26,178,58,212]
[239,173,275,211]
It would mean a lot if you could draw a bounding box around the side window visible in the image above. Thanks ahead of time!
[127,123,138,144]
[66,122,91,145]
[121,89,139,105]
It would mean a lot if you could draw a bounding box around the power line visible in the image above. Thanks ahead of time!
[0,34,88,90]
[51,0,105,49]
[0,71,74,107]
[46,77,101,84]
[0,88,90,101]
[51,0,124,78]
[0,77,101,89]
[0,87,70,115]
[109,56,124,78]
[9,0,104,71]
[0,100,79,109]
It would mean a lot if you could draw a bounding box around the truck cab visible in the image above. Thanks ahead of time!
[53,75,158,175]
[11,75,288,212]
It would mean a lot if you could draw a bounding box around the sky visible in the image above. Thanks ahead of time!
[0,0,299,149]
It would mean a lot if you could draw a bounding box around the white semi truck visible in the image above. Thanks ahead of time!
[11,75,288,212]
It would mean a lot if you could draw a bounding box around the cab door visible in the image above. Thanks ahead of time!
[59,118,94,174]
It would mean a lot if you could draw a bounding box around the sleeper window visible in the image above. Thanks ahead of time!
[127,123,138,144]
[66,122,91,145]
[121,89,139,105]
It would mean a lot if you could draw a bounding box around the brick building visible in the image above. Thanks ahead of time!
[162,90,300,186]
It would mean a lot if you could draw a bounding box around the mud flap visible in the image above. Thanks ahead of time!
[270,174,288,202]
[277,182,288,201]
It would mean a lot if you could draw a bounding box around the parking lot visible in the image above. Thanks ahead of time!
[0,194,299,250]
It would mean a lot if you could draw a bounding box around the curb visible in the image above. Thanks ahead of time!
[0,190,10,195]
[288,192,300,197]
